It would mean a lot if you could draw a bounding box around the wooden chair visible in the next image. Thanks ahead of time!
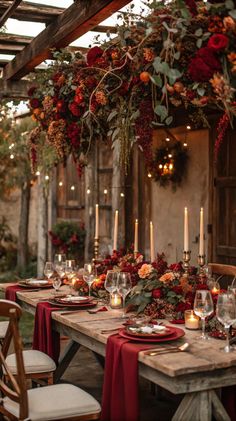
[0,299,56,386]
[208,263,236,288]
[0,299,101,421]
[0,321,9,344]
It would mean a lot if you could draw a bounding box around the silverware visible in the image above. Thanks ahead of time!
[144,342,190,356]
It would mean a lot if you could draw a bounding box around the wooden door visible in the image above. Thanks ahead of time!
[213,128,236,265]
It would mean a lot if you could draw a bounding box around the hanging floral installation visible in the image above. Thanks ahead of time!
[28,0,236,176]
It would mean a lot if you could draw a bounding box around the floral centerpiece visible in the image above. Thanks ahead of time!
[28,0,236,177]
[49,220,86,260]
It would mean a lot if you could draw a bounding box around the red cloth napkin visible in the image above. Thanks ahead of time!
[33,302,60,363]
[222,386,236,420]
[101,334,153,421]
[5,285,23,301]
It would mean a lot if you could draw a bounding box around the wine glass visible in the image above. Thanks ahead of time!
[194,290,214,340]
[117,272,132,318]
[54,254,66,265]
[216,292,236,352]
[83,263,97,296]
[54,262,66,284]
[52,277,62,295]
[65,260,76,282]
[44,262,54,282]
[105,271,119,304]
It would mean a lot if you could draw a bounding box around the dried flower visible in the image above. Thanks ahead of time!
[143,48,155,62]
[95,90,107,105]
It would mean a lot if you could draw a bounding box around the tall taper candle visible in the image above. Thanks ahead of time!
[134,219,139,253]
[95,204,99,238]
[150,221,155,262]
[113,210,119,251]
[184,207,189,251]
[199,207,204,256]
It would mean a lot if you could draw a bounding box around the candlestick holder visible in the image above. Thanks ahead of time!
[183,250,191,277]
[94,237,99,260]
[198,254,206,278]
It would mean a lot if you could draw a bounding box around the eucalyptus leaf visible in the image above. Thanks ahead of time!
[107,110,118,122]
[174,51,181,60]
[196,38,202,48]
[197,87,205,96]
[229,9,236,18]
[195,28,203,37]
[154,104,168,122]
[150,75,163,87]
[165,116,173,126]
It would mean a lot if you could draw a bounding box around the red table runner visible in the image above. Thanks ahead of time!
[101,334,154,421]
[5,285,23,301]
[33,302,60,363]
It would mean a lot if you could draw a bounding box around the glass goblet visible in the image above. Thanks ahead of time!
[83,263,97,296]
[216,292,236,353]
[54,254,66,265]
[194,290,214,340]
[52,277,62,295]
[44,261,54,282]
[117,272,132,318]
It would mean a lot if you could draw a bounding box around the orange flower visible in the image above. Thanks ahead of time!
[33,108,41,116]
[159,272,174,283]
[95,90,107,105]
[138,264,153,279]
[223,16,235,31]
[227,52,236,63]
[143,48,155,62]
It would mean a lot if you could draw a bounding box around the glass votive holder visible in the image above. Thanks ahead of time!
[110,292,122,309]
[184,310,200,330]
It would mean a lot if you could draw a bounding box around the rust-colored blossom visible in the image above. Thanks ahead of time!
[138,264,153,279]
[143,48,155,62]
[159,272,174,283]
[95,90,107,105]
[223,16,235,31]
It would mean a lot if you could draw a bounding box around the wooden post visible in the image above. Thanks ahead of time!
[112,141,125,250]
[84,151,96,261]
[48,168,57,261]
[37,176,48,276]
[17,180,31,269]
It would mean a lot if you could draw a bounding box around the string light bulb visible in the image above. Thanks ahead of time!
[45,175,49,180]
[120,192,125,197]
[103,189,108,195]
[165,137,170,142]
[58,181,63,187]
[183,142,188,147]
[87,188,91,195]
[10,154,14,159]
[36,170,40,176]
[186,125,191,130]
[168,154,172,158]
[159,164,163,169]
[147,173,152,178]
[70,185,75,191]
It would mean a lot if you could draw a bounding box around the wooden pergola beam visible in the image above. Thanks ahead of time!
[0,79,34,99]
[0,0,23,29]
[3,0,130,81]
[0,1,64,24]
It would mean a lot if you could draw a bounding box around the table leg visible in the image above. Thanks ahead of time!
[172,390,230,421]
[54,340,80,383]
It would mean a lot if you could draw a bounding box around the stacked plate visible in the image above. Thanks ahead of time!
[119,324,185,343]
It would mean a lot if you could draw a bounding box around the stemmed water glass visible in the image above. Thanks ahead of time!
[117,272,132,318]
[194,290,214,340]
[65,260,76,282]
[104,271,119,304]
[83,263,97,296]
[54,254,66,266]
[44,262,54,282]
[216,292,236,353]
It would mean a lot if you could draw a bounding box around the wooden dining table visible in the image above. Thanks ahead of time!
[1,282,236,421]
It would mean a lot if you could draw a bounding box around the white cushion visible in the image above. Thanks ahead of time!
[5,350,56,374]
[0,321,8,339]
[3,383,101,420]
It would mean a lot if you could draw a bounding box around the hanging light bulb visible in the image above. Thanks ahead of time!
[186,125,191,130]
[104,188,108,195]
[166,137,170,142]
[45,175,49,180]
[87,188,91,195]
[36,170,40,176]
[58,181,63,187]
[120,192,125,197]
[71,185,75,191]
[183,142,188,147]
[10,154,14,159]
[159,164,163,169]
[147,173,152,178]
[168,154,172,158]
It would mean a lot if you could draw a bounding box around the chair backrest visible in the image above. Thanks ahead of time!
[0,299,28,420]
[208,263,236,288]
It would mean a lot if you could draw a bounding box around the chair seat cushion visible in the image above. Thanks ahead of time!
[3,383,101,420]
[5,350,56,374]
[0,321,9,339]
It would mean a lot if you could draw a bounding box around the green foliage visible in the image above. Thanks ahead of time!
[0,216,17,272]
[49,220,86,259]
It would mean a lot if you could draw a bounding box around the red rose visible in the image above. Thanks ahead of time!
[208,34,229,51]
[172,286,183,295]
[188,47,221,82]
[87,47,103,66]
[185,0,197,16]
[69,102,81,117]
[29,98,40,108]
[152,288,162,299]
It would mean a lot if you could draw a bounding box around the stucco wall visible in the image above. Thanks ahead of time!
[150,128,209,265]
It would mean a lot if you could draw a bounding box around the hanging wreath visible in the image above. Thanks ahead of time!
[151,141,188,188]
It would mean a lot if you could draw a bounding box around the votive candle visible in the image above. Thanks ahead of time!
[185,310,199,330]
